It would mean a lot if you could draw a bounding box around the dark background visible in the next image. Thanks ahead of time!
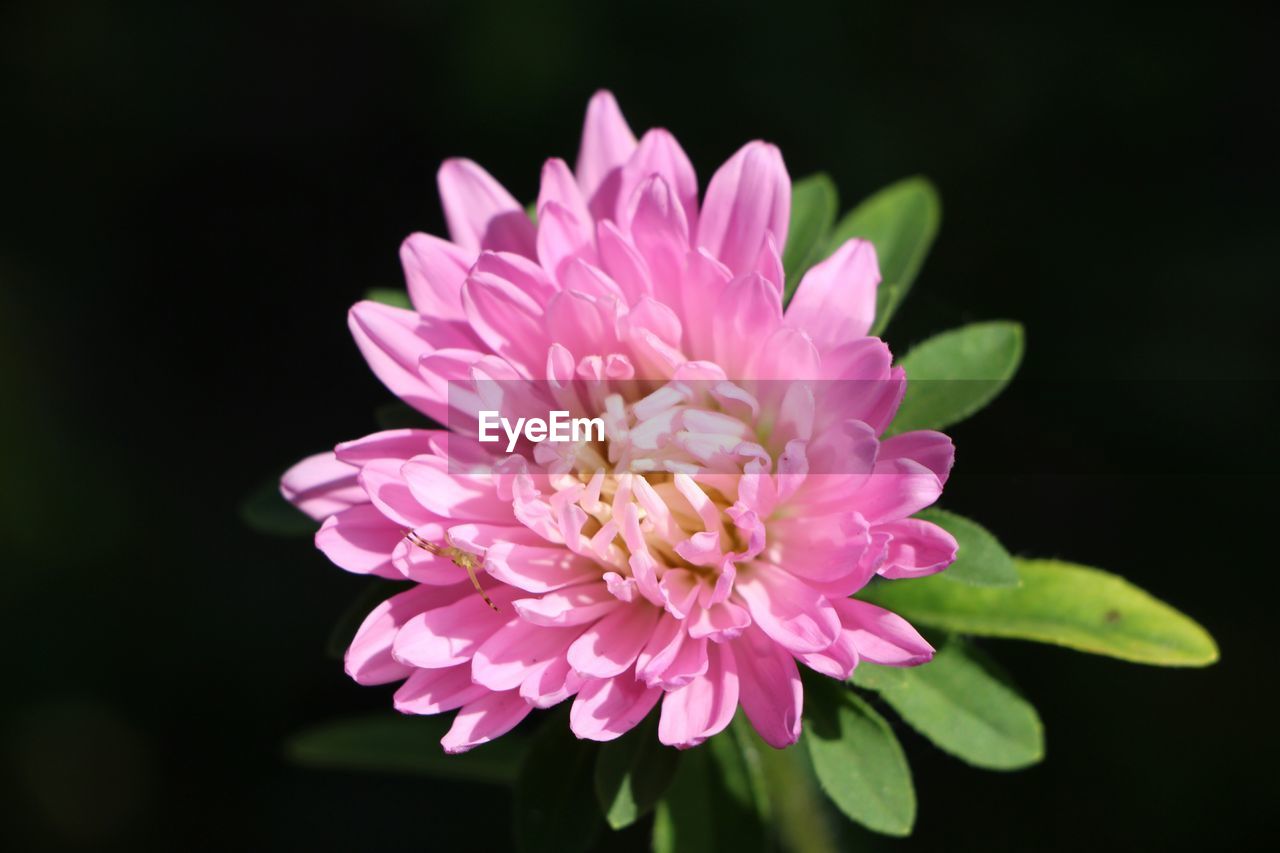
[3,0,1277,849]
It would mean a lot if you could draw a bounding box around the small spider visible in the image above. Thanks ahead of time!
[403,531,499,611]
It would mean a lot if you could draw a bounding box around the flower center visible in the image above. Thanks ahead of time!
[531,380,769,603]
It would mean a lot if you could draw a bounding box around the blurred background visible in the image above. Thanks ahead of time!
[2,0,1277,849]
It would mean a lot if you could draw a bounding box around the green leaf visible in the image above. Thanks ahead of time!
[239,477,315,537]
[374,401,436,430]
[325,579,412,660]
[783,173,839,304]
[721,717,773,824]
[365,287,413,309]
[803,678,915,837]
[286,713,528,785]
[826,177,940,335]
[652,750,716,853]
[858,558,1220,666]
[706,721,770,828]
[853,638,1044,770]
[515,711,602,853]
[593,711,679,830]
[652,736,769,853]
[744,721,842,853]
[889,320,1024,434]
[916,508,1019,588]
[651,729,851,852]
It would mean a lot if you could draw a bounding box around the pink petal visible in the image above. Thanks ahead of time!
[786,238,880,351]
[520,654,586,708]
[755,231,785,292]
[576,90,637,221]
[658,643,740,749]
[733,568,841,654]
[696,141,791,275]
[603,571,639,602]
[472,618,584,691]
[513,583,620,627]
[813,341,904,437]
[545,289,619,361]
[653,633,709,689]
[279,452,363,520]
[446,521,546,551]
[878,430,955,486]
[567,603,662,678]
[753,326,821,382]
[509,471,564,545]
[710,273,783,377]
[537,201,596,286]
[673,531,722,567]
[790,420,880,517]
[333,429,441,467]
[469,250,558,305]
[617,128,698,230]
[836,597,934,666]
[678,248,733,360]
[441,690,534,754]
[394,664,489,714]
[400,233,472,321]
[558,257,627,301]
[391,585,517,668]
[768,510,874,590]
[820,337,895,381]
[483,540,602,593]
[347,301,438,418]
[626,175,690,310]
[357,458,434,530]
[570,675,662,742]
[686,601,753,643]
[733,627,803,748]
[876,518,958,579]
[345,584,466,685]
[634,613,686,687]
[795,620,859,678]
[461,269,549,375]
[401,456,514,524]
[437,158,535,256]
[856,457,944,524]
[316,504,405,577]
[624,327,684,379]
[861,366,907,435]
[596,220,652,303]
[620,297,682,350]
[537,157,593,229]
[658,569,702,619]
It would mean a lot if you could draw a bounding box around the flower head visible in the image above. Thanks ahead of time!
[283,91,957,752]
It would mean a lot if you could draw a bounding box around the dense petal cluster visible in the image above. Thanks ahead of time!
[283,92,957,752]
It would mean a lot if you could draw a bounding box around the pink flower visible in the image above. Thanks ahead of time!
[282,91,956,753]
